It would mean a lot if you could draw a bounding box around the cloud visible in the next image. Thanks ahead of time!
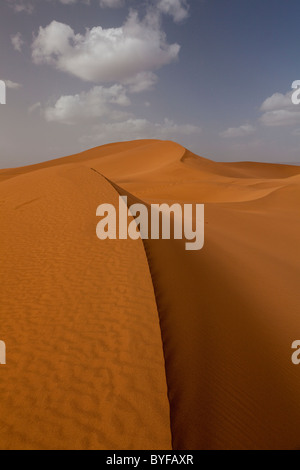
[41,82,201,146]
[57,0,120,5]
[6,0,190,19]
[80,117,201,145]
[99,0,124,7]
[157,0,189,22]
[58,0,91,4]
[6,0,33,13]
[260,109,300,127]
[31,11,180,84]
[5,80,22,89]
[44,84,131,124]
[28,102,41,114]
[123,71,158,93]
[260,91,294,112]
[58,0,77,3]
[220,124,255,138]
[260,90,300,127]
[6,0,117,13]
[11,32,24,52]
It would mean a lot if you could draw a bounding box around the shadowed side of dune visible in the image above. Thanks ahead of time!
[142,205,300,450]
[107,159,300,450]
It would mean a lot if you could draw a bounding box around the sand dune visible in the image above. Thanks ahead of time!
[0,139,299,449]
[0,158,171,450]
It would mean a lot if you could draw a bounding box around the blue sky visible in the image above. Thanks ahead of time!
[0,0,300,167]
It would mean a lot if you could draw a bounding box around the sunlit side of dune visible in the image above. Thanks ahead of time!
[0,155,171,450]
[0,139,299,449]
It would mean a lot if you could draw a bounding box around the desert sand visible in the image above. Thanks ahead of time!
[0,139,300,450]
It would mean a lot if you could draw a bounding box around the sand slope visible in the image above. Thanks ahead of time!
[0,139,300,449]
[0,159,171,450]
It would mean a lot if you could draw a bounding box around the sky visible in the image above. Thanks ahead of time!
[0,0,300,168]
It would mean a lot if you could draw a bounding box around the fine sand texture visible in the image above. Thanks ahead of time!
[0,157,171,450]
[0,139,300,449]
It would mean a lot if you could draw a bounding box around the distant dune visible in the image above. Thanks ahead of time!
[0,140,300,450]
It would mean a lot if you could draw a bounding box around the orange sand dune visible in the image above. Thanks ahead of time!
[0,158,171,450]
[0,139,300,450]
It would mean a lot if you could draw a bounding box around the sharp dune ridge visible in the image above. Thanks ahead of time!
[0,139,300,450]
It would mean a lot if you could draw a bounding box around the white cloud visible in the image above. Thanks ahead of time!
[58,0,79,4]
[260,109,300,127]
[6,0,119,13]
[58,0,91,4]
[28,102,42,114]
[6,0,33,13]
[99,0,124,7]
[57,0,119,5]
[5,80,22,89]
[260,91,294,112]
[44,85,131,124]
[260,90,300,127]
[220,124,255,138]
[222,89,300,132]
[123,72,158,93]
[80,117,201,145]
[31,11,180,84]
[11,33,24,52]
[6,0,190,19]
[41,80,201,145]
[157,0,189,22]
